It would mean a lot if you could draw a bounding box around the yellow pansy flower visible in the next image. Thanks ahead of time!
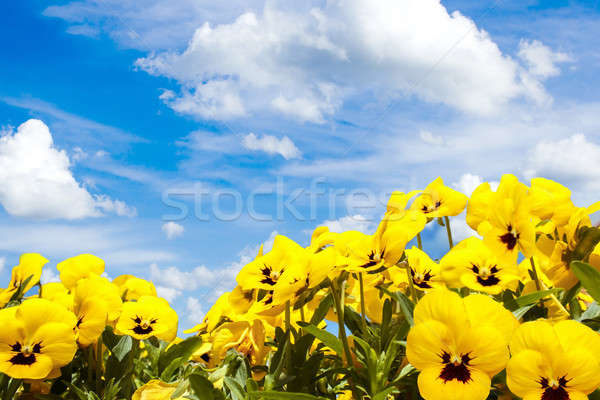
[338,211,426,273]
[1,254,49,307]
[185,292,231,335]
[57,254,104,289]
[211,319,269,367]
[410,177,467,218]
[507,320,600,400]
[478,174,536,263]
[407,290,517,400]
[9,253,48,293]
[386,190,422,214]
[273,245,334,305]
[0,298,77,379]
[236,235,306,291]
[112,275,157,300]
[132,379,184,400]
[72,276,122,347]
[40,282,74,311]
[466,182,495,231]
[527,178,574,227]
[116,296,178,341]
[440,237,520,294]
[404,246,443,291]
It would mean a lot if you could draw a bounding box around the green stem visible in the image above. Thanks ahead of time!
[358,273,368,333]
[95,338,103,393]
[529,257,542,291]
[329,281,353,367]
[299,305,305,323]
[402,261,418,303]
[444,216,454,249]
[87,346,94,387]
[285,301,291,332]
[417,233,423,250]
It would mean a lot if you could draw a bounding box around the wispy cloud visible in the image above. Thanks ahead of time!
[1,96,145,145]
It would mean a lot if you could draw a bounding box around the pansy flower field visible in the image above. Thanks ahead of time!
[2,175,600,400]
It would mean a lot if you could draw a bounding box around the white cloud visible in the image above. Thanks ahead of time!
[321,214,375,234]
[0,257,5,274]
[159,81,246,120]
[181,130,301,160]
[95,195,138,217]
[518,39,572,79]
[136,0,548,123]
[419,131,445,146]
[43,0,268,50]
[186,297,205,323]
[452,173,498,197]
[242,133,301,159]
[0,221,177,267]
[156,286,180,303]
[41,267,60,284]
[524,134,600,192]
[149,230,277,302]
[161,221,185,240]
[0,119,134,220]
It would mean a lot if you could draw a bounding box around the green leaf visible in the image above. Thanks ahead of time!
[296,322,343,357]
[512,304,536,320]
[505,289,562,311]
[309,292,333,325]
[189,374,224,400]
[379,287,414,326]
[158,335,203,374]
[224,376,246,400]
[579,302,600,321]
[111,335,133,362]
[249,391,329,400]
[572,226,600,262]
[571,261,600,303]
[373,387,400,400]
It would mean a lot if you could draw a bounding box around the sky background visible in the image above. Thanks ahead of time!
[1,0,600,329]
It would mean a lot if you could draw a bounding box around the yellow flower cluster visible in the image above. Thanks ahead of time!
[0,253,177,381]
[188,174,600,400]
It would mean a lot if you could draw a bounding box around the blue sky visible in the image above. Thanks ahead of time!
[1,0,600,327]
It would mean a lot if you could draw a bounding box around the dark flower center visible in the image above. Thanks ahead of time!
[540,376,570,400]
[499,225,519,250]
[471,264,501,286]
[9,341,42,366]
[411,268,433,289]
[132,315,157,335]
[439,352,472,383]
[421,201,442,214]
[260,264,282,286]
[360,249,386,269]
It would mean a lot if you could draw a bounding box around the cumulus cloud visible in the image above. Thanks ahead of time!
[156,286,180,303]
[0,119,135,220]
[136,0,548,123]
[242,133,301,159]
[518,39,572,79]
[524,134,600,191]
[161,221,185,240]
